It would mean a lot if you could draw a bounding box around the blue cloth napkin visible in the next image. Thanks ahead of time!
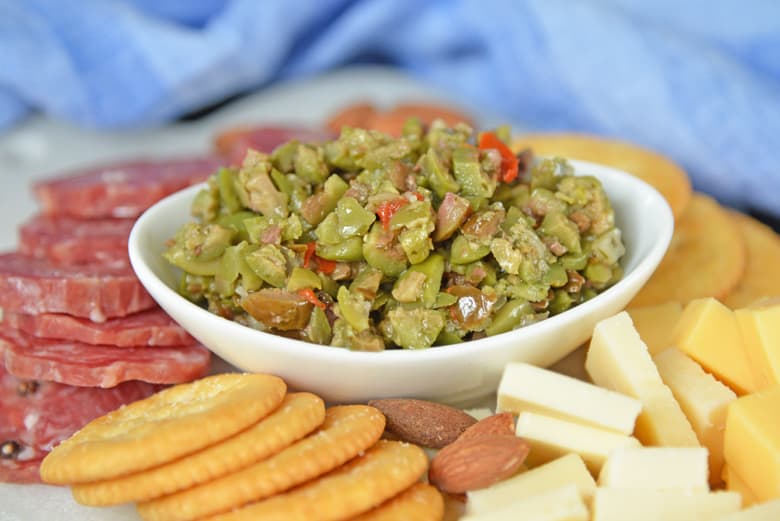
[1,0,779,218]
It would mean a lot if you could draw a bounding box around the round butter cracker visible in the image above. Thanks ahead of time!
[40,373,286,484]
[204,440,428,521]
[350,482,445,521]
[72,392,325,505]
[138,404,386,521]
[723,211,780,309]
[628,193,746,308]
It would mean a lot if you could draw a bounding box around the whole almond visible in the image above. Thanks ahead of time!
[368,398,477,449]
[428,434,529,494]
[454,412,515,444]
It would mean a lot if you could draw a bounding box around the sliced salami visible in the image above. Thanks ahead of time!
[0,252,155,322]
[214,126,333,166]
[0,363,160,483]
[0,329,210,388]
[19,214,134,266]
[2,309,194,347]
[33,156,223,219]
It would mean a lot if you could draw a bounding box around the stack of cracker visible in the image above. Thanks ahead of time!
[40,373,444,521]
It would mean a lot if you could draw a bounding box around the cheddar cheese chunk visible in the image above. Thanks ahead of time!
[735,297,780,391]
[461,484,589,521]
[515,410,640,475]
[627,302,683,355]
[591,489,741,521]
[497,362,642,435]
[466,454,596,515]
[587,312,699,447]
[654,347,737,484]
[672,298,755,394]
[724,387,780,502]
[598,446,708,492]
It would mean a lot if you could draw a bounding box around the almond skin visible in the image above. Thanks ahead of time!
[454,412,515,444]
[428,434,529,494]
[368,398,477,449]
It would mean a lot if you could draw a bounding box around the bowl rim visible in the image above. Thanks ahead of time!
[129,158,673,364]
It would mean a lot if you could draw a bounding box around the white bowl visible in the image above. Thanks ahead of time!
[129,160,673,404]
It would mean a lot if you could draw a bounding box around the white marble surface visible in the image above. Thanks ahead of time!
[0,65,500,521]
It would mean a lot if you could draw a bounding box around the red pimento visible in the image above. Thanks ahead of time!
[297,288,327,309]
[376,197,410,231]
[302,241,337,274]
[478,132,519,183]
[303,242,316,269]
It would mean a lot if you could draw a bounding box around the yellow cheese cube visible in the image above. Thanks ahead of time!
[497,362,642,435]
[591,489,741,521]
[724,387,780,502]
[672,298,755,394]
[461,484,589,521]
[515,410,641,475]
[735,297,780,390]
[654,348,737,485]
[586,312,699,447]
[598,446,709,492]
[467,454,596,515]
[715,498,780,520]
[723,465,759,508]
[627,302,683,355]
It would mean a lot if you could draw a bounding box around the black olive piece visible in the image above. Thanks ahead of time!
[16,380,39,396]
[1,441,21,460]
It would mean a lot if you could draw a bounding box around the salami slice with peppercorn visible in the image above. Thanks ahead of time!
[0,363,161,483]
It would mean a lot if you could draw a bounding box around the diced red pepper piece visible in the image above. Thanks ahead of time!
[297,288,327,309]
[315,257,337,275]
[479,132,519,183]
[376,197,410,231]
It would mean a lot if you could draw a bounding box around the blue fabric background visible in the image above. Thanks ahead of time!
[1,0,778,217]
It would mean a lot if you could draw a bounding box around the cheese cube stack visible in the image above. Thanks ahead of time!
[586,312,700,447]
[497,362,642,435]
[461,484,589,521]
[515,410,640,474]
[466,454,596,515]
[735,297,780,390]
[591,489,741,521]
[598,446,709,492]
[654,347,737,484]
[627,302,683,355]
[672,298,755,394]
[714,498,780,520]
[724,386,780,502]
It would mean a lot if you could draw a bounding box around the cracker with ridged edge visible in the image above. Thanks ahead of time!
[512,132,692,220]
[72,392,325,505]
[137,404,386,521]
[350,483,444,521]
[203,440,428,521]
[40,373,286,484]
[628,193,746,308]
[724,211,780,309]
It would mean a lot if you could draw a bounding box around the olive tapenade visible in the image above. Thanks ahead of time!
[165,120,625,350]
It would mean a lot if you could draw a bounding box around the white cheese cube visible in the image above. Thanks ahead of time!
[714,498,780,520]
[598,446,709,492]
[461,484,588,521]
[515,411,640,475]
[592,489,741,521]
[497,362,642,435]
[467,454,595,515]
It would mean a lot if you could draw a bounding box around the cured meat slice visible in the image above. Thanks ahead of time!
[19,214,134,266]
[3,309,195,347]
[0,252,155,322]
[214,125,334,166]
[33,156,223,219]
[0,329,211,388]
[0,363,160,483]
